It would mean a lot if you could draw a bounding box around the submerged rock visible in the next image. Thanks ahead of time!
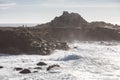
[33,71,38,73]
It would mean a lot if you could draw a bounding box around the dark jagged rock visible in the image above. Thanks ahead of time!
[50,11,88,28]
[47,64,60,71]
[19,69,31,74]
[14,67,23,71]
[36,62,47,66]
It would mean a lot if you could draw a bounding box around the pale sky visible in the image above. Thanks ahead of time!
[0,0,120,25]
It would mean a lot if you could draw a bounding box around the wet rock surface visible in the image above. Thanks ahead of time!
[19,69,31,74]
[36,62,47,66]
[14,67,23,71]
[1,62,61,75]
[33,71,38,73]
[34,67,42,69]
[47,64,60,71]
[0,66,3,69]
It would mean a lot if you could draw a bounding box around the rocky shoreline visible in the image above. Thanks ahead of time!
[0,27,69,55]
[0,11,120,55]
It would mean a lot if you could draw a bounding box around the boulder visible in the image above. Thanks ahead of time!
[47,64,60,71]
[19,69,31,74]
[0,66,3,69]
[14,67,23,71]
[36,62,47,66]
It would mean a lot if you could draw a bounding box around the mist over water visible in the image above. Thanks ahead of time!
[0,41,120,80]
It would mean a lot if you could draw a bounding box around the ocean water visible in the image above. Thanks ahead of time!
[0,24,38,27]
[0,41,120,80]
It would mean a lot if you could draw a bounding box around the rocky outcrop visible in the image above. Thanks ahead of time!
[0,11,120,55]
[0,27,69,55]
[36,11,120,41]
[50,11,88,28]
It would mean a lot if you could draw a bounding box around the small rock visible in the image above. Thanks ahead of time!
[74,47,77,49]
[33,71,38,73]
[0,66,3,69]
[47,64,60,71]
[19,69,31,74]
[14,67,23,71]
[37,62,47,66]
[34,67,42,69]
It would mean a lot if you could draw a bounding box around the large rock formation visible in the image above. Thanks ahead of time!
[0,11,120,55]
[0,27,69,55]
[36,11,120,41]
[50,11,88,28]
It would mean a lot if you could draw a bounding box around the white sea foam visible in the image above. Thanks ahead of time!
[0,41,120,80]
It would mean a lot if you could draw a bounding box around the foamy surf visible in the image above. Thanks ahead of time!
[0,41,120,80]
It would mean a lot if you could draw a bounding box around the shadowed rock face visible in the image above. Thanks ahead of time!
[50,11,88,28]
[0,11,120,55]
[0,28,32,54]
[0,27,69,55]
